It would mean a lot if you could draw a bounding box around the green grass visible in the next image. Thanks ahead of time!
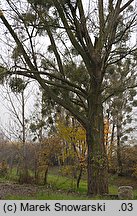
[5,192,89,200]
[48,174,73,189]
[47,173,118,193]
[0,168,19,182]
[3,173,122,200]
[1,168,137,200]
[109,185,118,194]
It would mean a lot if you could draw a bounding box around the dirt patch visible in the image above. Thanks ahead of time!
[0,182,38,199]
[110,175,137,189]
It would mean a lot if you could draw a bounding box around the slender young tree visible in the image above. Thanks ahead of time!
[0,0,136,195]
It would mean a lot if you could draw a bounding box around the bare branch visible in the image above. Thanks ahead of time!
[98,0,105,47]
[0,11,35,71]
[119,0,134,13]
[103,84,137,103]
[7,69,87,95]
[52,0,93,72]
[35,78,87,127]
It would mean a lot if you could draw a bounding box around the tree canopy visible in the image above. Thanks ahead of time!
[0,0,136,196]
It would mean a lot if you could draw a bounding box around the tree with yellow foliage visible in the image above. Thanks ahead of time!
[36,136,62,185]
[56,114,87,188]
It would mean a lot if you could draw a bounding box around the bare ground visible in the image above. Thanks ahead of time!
[109,175,137,190]
[0,182,38,199]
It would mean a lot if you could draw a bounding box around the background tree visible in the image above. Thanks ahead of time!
[56,112,87,189]
[0,0,136,195]
[103,54,137,175]
[35,135,62,185]
[29,88,56,142]
[0,75,33,182]
[8,77,31,182]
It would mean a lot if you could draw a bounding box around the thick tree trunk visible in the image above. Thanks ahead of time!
[86,92,108,196]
